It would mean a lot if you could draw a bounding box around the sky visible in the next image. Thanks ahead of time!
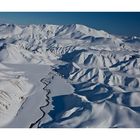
[0,12,140,36]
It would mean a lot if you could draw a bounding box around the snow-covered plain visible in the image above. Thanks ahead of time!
[0,23,140,128]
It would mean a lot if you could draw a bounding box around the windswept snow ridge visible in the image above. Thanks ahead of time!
[0,65,33,127]
[0,23,140,128]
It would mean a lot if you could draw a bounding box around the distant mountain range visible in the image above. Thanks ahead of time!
[0,23,140,128]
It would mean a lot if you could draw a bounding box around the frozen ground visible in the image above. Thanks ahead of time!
[0,23,140,128]
[2,64,73,128]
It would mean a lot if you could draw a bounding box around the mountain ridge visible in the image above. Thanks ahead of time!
[0,23,140,128]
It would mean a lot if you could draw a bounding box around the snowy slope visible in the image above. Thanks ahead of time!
[0,23,140,128]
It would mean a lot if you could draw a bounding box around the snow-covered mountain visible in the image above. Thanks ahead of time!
[0,23,140,128]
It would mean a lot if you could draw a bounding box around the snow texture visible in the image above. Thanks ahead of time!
[0,23,140,128]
